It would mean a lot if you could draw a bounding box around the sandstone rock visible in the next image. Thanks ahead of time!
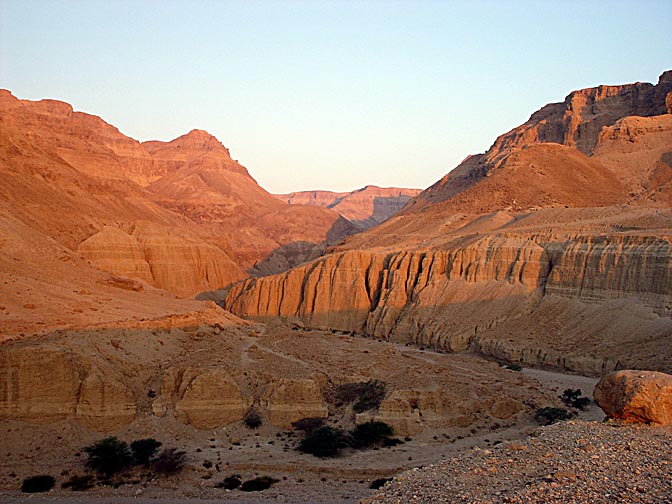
[0,346,84,423]
[167,368,247,429]
[75,372,136,431]
[0,345,135,430]
[354,389,481,435]
[490,397,524,419]
[261,378,328,429]
[594,370,672,425]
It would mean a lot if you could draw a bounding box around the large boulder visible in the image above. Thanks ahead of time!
[594,370,672,425]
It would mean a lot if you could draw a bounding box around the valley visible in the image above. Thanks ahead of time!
[1,70,671,503]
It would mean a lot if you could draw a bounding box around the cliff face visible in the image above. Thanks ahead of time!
[403,71,672,214]
[225,232,672,375]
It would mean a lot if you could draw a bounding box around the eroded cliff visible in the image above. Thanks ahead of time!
[225,231,672,375]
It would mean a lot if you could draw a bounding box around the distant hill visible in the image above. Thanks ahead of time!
[275,185,422,229]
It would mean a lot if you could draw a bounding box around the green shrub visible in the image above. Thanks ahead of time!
[505,363,523,371]
[240,476,279,492]
[560,389,591,410]
[572,397,591,410]
[243,408,262,429]
[291,416,325,434]
[535,407,573,425]
[131,438,162,466]
[21,475,55,493]
[62,474,95,491]
[351,421,394,448]
[369,477,392,489]
[152,448,187,475]
[328,380,387,413]
[216,475,242,490]
[83,437,132,476]
[298,426,348,457]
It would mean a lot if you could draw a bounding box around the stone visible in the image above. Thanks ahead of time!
[594,370,672,425]
[169,368,247,429]
[261,378,328,429]
[0,345,135,430]
[75,372,136,431]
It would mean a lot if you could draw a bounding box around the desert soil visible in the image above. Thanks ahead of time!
[1,355,603,504]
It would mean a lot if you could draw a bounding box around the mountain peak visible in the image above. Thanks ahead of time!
[171,129,230,154]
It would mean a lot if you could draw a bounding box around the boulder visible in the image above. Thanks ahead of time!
[594,370,672,425]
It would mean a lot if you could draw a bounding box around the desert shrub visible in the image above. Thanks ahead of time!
[369,477,392,489]
[131,438,162,466]
[298,426,348,458]
[62,474,95,491]
[328,380,387,413]
[21,475,55,493]
[535,407,573,425]
[505,363,523,371]
[83,437,132,476]
[572,397,592,410]
[152,448,187,475]
[351,421,394,448]
[216,474,242,490]
[291,416,325,434]
[560,389,591,410]
[382,437,403,447]
[240,475,279,492]
[243,408,262,429]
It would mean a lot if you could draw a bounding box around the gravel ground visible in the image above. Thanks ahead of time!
[360,420,672,504]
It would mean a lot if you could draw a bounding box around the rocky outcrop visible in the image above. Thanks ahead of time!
[355,389,524,436]
[594,370,672,425]
[155,367,248,429]
[0,345,136,430]
[225,234,672,373]
[544,235,672,309]
[78,223,245,297]
[261,378,328,429]
[405,71,672,213]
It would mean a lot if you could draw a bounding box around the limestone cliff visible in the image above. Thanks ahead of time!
[404,71,672,213]
[0,345,136,431]
[225,233,672,375]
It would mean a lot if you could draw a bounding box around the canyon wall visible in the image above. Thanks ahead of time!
[225,234,672,375]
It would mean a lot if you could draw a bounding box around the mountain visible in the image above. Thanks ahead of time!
[224,71,672,376]
[0,89,359,336]
[276,185,422,229]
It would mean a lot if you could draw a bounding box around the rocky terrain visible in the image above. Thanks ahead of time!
[362,420,672,504]
[1,72,671,503]
[1,318,585,502]
[224,71,672,376]
[276,186,422,230]
[0,89,363,307]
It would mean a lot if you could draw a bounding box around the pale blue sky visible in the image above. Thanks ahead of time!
[1,1,670,193]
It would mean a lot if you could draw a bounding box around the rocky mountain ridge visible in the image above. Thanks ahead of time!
[276,185,422,229]
[0,90,364,311]
[224,71,672,376]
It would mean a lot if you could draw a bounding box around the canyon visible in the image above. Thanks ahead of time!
[225,71,672,377]
[1,71,671,502]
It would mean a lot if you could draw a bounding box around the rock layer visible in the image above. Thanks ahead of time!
[225,233,672,374]
[0,345,136,430]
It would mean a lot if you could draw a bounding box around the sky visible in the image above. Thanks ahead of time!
[1,1,671,194]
